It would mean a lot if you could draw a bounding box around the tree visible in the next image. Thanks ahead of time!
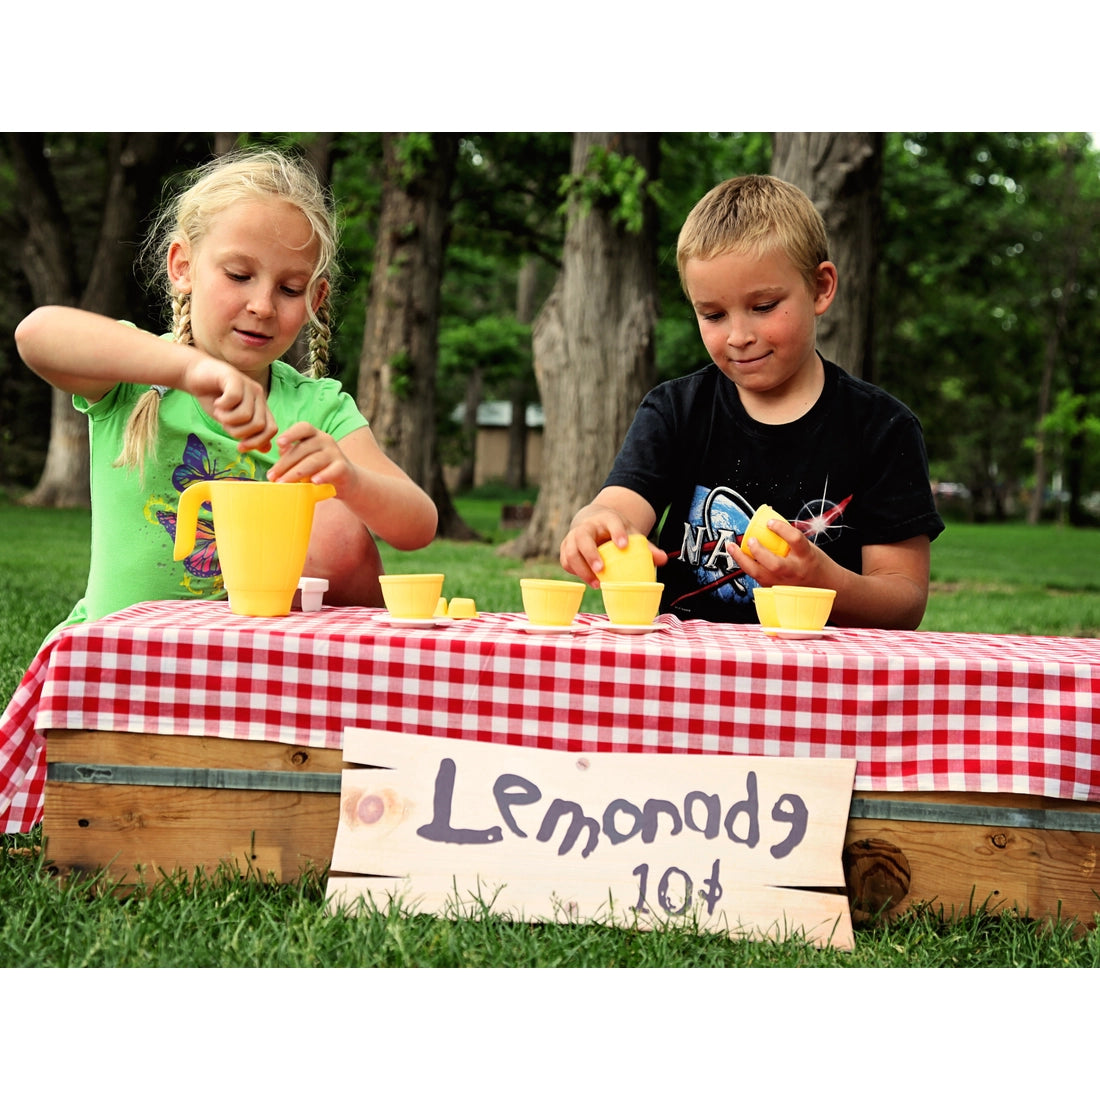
[771,132,883,381]
[436,134,570,493]
[508,133,660,559]
[7,133,191,507]
[356,133,478,540]
[876,132,1100,524]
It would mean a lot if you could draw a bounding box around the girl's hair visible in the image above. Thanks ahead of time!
[676,174,829,294]
[116,147,339,474]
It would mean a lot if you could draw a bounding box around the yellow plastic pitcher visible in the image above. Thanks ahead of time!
[174,480,336,616]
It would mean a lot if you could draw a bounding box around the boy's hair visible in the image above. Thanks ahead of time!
[118,147,339,474]
[676,175,829,293]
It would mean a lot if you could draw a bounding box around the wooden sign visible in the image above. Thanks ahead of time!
[325,729,857,949]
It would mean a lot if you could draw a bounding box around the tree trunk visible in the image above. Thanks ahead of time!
[357,133,479,541]
[506,256,540,490]
[507,133,659,560]
[456,366,482,491]
[1026,142,1081,527]
[771,133,882,381]
[13,133,180,508]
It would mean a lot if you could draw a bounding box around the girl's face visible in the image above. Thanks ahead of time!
[167,198,324,381]
[683,246,836,416]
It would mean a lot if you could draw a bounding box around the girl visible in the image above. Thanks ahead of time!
[15,147,438,633]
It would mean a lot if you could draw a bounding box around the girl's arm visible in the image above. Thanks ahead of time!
[267,422,437,550]
[16,306,277,451]
[17,306,206,400]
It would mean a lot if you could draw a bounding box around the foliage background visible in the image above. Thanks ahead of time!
[1,132,1097,523]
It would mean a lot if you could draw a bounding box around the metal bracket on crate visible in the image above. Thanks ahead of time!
[849,796,1100,834]
[47,762,342,794]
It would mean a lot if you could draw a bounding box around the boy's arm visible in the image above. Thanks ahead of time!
[837,537,931,629]
[732,519,931,629]
[560,486,665,587]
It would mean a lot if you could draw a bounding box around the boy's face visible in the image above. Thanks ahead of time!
[683,246,836,410]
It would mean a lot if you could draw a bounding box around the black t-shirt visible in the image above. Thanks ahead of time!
[604,358,945,623]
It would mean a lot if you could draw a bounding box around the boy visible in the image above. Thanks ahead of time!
[559,175,944,628]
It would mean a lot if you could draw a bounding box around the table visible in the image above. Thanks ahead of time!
[2,600,1099,918]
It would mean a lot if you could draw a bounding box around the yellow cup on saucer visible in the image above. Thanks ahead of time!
[600,581,664,626]
[596,534,657,584]
[520,579,585,627]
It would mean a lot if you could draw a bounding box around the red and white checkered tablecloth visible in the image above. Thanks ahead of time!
[3,599,1099,833]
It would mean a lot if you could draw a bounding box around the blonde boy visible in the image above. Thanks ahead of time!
[560,175,943,628]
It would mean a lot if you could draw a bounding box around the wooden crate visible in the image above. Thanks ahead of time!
[43,730,341,884]
[41,730,1100,929]
[845,789,1100,929]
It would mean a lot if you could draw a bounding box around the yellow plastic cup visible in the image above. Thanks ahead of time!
[520,579,585,626]
[752,586,780,628]
[600,581,664,625]
[771,586,836,631]
[448,597,478,619]
[379,574,446,620]
[596,534,657,584]
[173,480,336,617]
[741,504,790,561]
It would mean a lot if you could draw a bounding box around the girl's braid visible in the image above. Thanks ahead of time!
[308,292,331,379]
[172,290,193,346]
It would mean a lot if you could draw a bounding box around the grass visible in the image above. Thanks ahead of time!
[2,487,1100,967]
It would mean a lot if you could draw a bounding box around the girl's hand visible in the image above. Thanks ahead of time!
[183,358,277,453]
[267,422,352,490]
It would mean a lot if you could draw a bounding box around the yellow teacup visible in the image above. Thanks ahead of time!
[741,504,790,561]
[520,579,585,626]
[379,573,445,620]
[771,586,836,631]
[600,581,664,626]
[596,534,657,584]
[752,586,780,628]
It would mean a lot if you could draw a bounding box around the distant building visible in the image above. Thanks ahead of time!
[444,401,544,489]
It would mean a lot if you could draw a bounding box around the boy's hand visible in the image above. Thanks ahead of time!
[730,515,823,587]
[560,506,666,587]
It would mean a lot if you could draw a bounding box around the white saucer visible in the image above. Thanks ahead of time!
[518,622,579,635]
[761,625,836,639]
[602,622,664,635]
[379,613,453,628]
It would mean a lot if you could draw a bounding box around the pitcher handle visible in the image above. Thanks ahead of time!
[173,481,211,561]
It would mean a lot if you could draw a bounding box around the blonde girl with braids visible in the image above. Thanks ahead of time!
[17,148,437,633]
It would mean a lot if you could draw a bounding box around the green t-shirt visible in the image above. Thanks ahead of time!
[54,357,368,635]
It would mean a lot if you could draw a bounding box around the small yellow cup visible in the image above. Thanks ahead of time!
[741,504,790,561]
[596,534,657,584]
[771,586,836,631]
[379,573,445,620]
[448,597,478,619]
[520,579,585,626]
[600,581,664,625]
[752,586,780,628]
